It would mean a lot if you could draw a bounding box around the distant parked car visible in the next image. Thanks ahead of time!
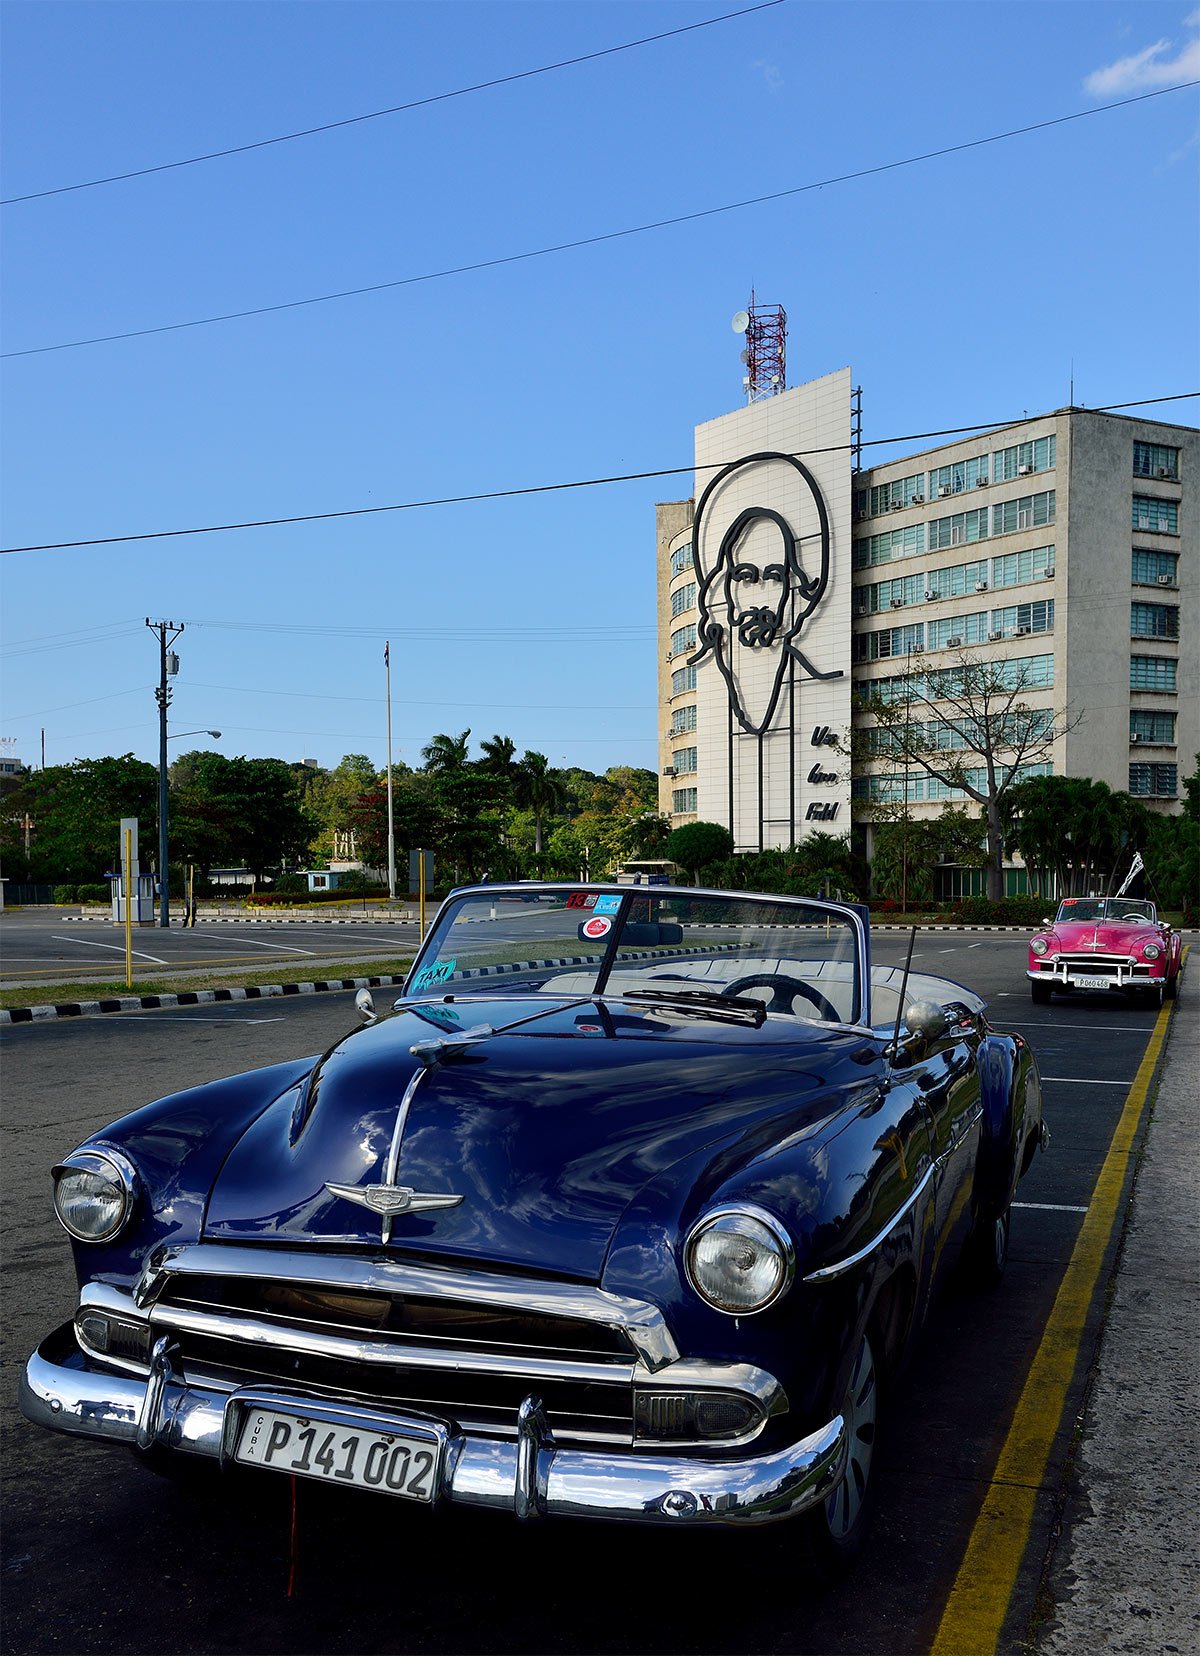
[1027,897,1182,1006]
[23,882,1046,1560]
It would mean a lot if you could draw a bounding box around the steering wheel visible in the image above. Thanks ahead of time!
[721,973,840,1022]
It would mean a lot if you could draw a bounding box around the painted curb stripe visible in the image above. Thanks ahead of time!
[0,975,409,1024]
[929,984,1178,1656]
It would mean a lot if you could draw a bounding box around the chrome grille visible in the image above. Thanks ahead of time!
[150,1273,639,1446]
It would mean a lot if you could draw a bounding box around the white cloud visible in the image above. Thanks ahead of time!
[752,58,783,95]
[1084,18,1200,96]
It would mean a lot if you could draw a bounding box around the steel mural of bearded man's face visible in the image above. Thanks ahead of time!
[689,452,841,736]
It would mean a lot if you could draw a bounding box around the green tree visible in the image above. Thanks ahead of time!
[513,751,568,857]
[0,755,158,883]
[477,734,517,780]
[422,730,472,774]
[665,821,735,882]
[1000,776,1147,899]
[171,754,314,878]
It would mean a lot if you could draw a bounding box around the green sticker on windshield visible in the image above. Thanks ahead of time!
[412,958,456,991]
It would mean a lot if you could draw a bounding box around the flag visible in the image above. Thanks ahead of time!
[1115,851,1144,897]
[384,641,389,668]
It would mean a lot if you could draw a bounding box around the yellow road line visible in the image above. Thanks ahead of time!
[930,989,1177,1656]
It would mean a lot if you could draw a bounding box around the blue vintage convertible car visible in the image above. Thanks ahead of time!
[22,884,1045,1557]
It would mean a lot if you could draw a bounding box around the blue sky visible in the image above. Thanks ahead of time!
[2,0,1197,778]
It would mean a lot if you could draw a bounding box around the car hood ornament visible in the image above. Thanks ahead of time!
[325,1182,464,1217]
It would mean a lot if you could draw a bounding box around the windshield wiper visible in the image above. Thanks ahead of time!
[621,988,766,1028]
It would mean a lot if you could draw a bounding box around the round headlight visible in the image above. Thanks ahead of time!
[53,1151,135,1242]
[1030,937,1049,956]
[684,1207,793,1315]
[1142,942,1161,960]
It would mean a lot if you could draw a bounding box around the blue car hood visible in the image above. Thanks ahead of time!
[203,999,861,1280]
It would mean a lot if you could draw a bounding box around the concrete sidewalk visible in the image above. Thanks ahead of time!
[1035,993,1199,1653]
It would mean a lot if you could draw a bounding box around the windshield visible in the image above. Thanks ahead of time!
[405,886,865,1025]
[1055,898,1156,925]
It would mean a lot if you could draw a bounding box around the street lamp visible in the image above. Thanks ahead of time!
[169,730,222,741]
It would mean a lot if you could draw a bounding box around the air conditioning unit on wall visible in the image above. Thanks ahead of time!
[1157,574,1174,586]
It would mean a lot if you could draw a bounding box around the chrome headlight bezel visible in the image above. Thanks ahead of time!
[53,1149,138,1243]
[1141,942,1162,960]
[683,1204,794,1316]
[1030,936,1050,956]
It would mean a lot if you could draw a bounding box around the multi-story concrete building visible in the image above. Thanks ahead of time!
[657,373,1196,889]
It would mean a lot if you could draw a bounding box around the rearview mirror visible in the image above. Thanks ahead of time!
[355,988,377,1024]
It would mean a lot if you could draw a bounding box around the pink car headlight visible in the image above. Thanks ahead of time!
[1031,937,1050,956]
[1142,942,1162,960]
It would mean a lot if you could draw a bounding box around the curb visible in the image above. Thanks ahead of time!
[0,975,408,1026]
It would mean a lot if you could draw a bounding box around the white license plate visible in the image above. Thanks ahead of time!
[1070,975,1112,990]
[235,1407,438,1501]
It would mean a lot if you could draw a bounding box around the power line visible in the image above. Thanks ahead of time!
[2,393,1195,556]
[1,4,782,206]
[6,81,1196,361]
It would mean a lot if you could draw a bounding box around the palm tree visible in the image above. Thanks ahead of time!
[514,751,567,856]
[478,734,517,777]
[421,730,471,775]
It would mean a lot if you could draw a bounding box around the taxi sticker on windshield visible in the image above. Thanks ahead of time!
[581,915,613,940]
[592,895,621,914]
[412,958,456,991]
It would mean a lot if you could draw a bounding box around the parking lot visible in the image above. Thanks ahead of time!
[0,930,1185,1654]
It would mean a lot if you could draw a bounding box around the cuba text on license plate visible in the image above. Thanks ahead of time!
[236,1408,437,1500]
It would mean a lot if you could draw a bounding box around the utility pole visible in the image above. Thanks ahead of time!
[146,619,183,927]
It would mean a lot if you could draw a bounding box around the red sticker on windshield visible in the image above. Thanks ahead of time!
[566,892,597,909]
[582,915,612,939]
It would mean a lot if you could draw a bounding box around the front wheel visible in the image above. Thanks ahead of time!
[1030,980,1052,1005]
[1166,974,1178,1000]
[806,1330,879,1567]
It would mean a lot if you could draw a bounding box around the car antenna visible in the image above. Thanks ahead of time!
[883,926,918,1088]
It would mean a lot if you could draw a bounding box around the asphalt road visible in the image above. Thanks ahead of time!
[0,937,1165,1655]
[0,909,423,989]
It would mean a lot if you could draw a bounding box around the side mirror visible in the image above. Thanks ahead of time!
[355,988,377,1024]
[1041,917,1051,926]
[904,1001,949,1043]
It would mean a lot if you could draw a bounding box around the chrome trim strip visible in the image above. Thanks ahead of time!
[20,1325,844,1527]
[802,1163,936,1284]
[138,1243,680,1370]
[380,1065,431,1245]
[148,1301,638,1386]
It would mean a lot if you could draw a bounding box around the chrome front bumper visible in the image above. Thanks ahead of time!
[21,1322,845,1526]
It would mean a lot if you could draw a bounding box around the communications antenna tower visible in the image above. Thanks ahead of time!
[731,290,787,403]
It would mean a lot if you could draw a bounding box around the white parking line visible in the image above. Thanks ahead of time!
[1012,1201,1089,1214]
[51,935,167,964]
[1039,1077,1133,1085]
[198,934,316,955]
[126,1015,288,1024]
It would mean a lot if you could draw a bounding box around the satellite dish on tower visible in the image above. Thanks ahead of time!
[739,348,749,365]
[731,310,750,334]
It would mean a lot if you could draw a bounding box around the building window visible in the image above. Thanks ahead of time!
[866,773,926,803]
[1130,656,1177,691]
[1130,602,1179,640]
[670,582,697,618]
[991,544,1055,588]
[856,572,925,613]
[853,524,925,569]
[671,665,697,696]
[1130,710,1176,744]
[1132,548,1178,586]
[927,455,989,497]
[673,746,698,774]
[853,623,925,663]
[1133,442,1179,480]
[671,704,698,735]
[670,623,697,656]
[869,473,926,514]
[990,599,1054,637]
[928,507,989,550]
[1128,763,1177,797]
[672,788,698,813]
[1132,495,1178,534]
[669,543,694,579]
[992,436,1055,482]
[993,490,1055,536]
[927,611,989,649]
[925,556,990,598]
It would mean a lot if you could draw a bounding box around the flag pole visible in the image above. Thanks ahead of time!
[385,641,396,902]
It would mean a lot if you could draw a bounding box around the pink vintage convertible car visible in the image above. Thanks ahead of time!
[1027,897,1182,1007]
